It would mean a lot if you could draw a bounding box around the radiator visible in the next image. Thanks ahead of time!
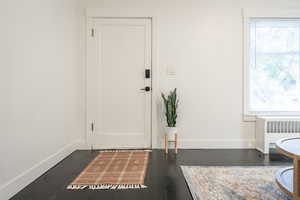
[255,116,300,154]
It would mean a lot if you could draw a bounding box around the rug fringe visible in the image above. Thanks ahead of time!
[98,149,152,152]
[67,184,147,190]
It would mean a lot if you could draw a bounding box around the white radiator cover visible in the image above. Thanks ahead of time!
[255,116,300,154]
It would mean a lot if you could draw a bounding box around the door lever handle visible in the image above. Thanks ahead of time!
[140,86,151,92]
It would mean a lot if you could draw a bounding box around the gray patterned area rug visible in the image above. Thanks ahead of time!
[181,166,291,200]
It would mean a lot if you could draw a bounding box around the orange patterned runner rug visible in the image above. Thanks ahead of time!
[67,150,149,190]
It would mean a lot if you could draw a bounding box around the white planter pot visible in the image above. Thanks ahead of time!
[165,127,178,138]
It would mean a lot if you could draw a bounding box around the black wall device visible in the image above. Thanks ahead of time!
[145,69,150,79]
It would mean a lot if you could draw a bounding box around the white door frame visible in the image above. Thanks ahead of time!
[86,16,159,149]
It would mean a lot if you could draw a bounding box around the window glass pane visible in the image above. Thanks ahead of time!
[249,19,300,112]
[255,21,299,53]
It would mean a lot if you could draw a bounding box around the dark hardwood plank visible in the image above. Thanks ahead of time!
[10,149,291,200]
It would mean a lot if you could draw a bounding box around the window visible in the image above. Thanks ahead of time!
[246,19,300,114]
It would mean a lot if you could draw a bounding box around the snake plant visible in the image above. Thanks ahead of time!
[161,88,179,127]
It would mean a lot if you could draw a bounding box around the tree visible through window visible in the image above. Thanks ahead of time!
[249,19,300,113]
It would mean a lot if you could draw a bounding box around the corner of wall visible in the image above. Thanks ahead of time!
[0,140,84,200]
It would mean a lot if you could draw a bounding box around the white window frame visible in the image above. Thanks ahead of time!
[243,9,300,119]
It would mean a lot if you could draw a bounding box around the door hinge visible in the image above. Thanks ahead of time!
[91,28,94,37]
[91,122,94,132]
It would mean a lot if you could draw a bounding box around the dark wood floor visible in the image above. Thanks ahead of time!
[10,149,291,200]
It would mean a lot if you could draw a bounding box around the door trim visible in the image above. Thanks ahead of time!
[86,17,157,149]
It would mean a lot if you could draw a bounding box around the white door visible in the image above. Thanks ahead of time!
[87,18,152,149]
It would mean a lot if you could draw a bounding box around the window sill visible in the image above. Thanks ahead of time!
[243,113,300,122]
[243,115,256,122]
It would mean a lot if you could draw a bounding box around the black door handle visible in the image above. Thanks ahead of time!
[140,86,151,92]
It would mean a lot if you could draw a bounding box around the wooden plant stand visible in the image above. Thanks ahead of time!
[164,133,178,154]
[276,137,300,200]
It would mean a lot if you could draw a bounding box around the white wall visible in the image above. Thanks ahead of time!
[2,0,300,198]
[0,0,85,199]
[84,0,300,148]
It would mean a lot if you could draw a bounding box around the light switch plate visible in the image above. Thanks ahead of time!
[166,64,176,76]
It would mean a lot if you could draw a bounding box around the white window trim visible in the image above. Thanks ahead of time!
[243,9,300,120]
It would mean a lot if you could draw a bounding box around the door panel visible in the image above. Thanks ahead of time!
[87,18,152,149]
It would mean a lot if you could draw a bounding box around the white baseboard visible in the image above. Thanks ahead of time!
[76,139,255,150]
[0,140,85,200]
[77,141,90,150]
[174,139,255,149]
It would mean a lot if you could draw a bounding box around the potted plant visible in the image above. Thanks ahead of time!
[161,88,179,137]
